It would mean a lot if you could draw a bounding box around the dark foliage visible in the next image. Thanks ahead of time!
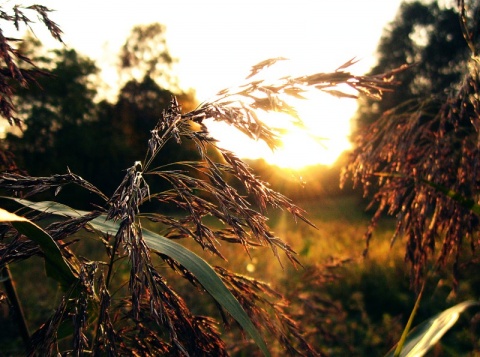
[354,1,473,132]
[0,4,62,126]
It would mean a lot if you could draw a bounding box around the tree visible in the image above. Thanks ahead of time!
[119,23,179,91]
[6,25,198,203]
[354,1,471,131]
[3,45,100,207]
[88,23,200,196]
[0,5,63,174]
[87,76,200,198]
[0,5,62,127]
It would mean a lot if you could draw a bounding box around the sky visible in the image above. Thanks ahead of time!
[11,0,403,168]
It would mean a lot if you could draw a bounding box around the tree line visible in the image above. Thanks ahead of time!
[2,24,202,207]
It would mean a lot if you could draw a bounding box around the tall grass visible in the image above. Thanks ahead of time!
[0,40,401,356]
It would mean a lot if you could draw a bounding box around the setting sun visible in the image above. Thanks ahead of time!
[270,90,357,168]
[205,71,358,169]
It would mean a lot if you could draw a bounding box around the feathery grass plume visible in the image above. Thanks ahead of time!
[343,1,480,289]
[91,275,122,356]
[216,266,322,356]
[0,55,404,355]
[0,4,62,126]
[0,212,98,270]
[72,262,97,355]
[0,170,108,200]
[141,59,401,262]
[0,146,24,173]
[0,235,39,265]
[25,5,63,43]
[184,57,404,149]
[27,296,68,356]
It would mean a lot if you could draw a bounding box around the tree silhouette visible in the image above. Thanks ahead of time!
[119,23,179,91]
[354,1,471,131]
[6,26,199,205]
[6,46,99,176]
[88,76,199,198]
[0,5,63,174]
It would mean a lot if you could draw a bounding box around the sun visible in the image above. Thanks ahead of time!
[203,58,360,170]
[207,90,357,170]
[264,129,349,170]
[266,92,356,169]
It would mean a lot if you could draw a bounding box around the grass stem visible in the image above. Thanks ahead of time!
[2,265,30,351]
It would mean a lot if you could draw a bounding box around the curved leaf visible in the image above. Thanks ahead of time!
[6,198,271,356]
[142,228,270,355]
[385,300,480,357]
[0,207,78,289]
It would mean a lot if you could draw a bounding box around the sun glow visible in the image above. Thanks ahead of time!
[270,90,356,169]
[207,77,357,170]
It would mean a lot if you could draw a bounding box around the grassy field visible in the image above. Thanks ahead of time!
[2,194,479,356]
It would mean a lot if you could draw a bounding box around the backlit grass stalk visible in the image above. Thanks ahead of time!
[393,280,425,357]
[0,56,403,355]
[1,266,30,350]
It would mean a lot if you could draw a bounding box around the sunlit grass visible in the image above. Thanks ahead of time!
[4,194,469,356]
[141,195,401,288]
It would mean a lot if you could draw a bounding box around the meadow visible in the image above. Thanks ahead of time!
[3,192,478,356]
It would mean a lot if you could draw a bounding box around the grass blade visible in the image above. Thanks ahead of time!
[141,228,271,356]
[7,198,271,356]
[393,282,425,357]
[385,300,479,357]
[0,208,78,290]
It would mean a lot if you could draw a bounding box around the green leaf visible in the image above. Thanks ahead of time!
[0,207,78,290]
[7,198,271,357]
[385,300,479,357]
[142,229,270,355]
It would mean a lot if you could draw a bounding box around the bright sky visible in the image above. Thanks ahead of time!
[17,0,402,168]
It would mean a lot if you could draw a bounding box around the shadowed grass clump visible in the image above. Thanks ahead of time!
[342,1,480,289]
